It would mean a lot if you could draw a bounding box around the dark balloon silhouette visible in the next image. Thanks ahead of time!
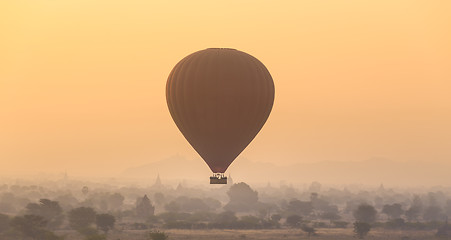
[166,48,275,183]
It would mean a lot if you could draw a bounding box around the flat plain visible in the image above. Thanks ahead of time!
[59,228,445,240]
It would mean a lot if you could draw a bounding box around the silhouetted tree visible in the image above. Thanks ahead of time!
[445,200,451,217]
[405,206,422,222]
[96,213,115,234]
[25,199,64,229]
[164,201,180,212]
[344,200,361,214]
[224,183,258,212]
[107,193,124,210]
[68,207,96,230]
[301,224,316,237]
[354,221,371,239]
[320,210,341,223]
[211,211,238,228]
[10,215,61,240]
[386,218,405,229]
[203,197,222,210]
[286,214,302,228]
[353,204,377,223]
[405,195,423,222]
[238,215,261,229]
[286,199,313,216]
[271,214,282,222]
[0,213,10,233]
[175,196,210,212]
[256,202,277,220]
[436,219,450,237]
[136,195,155,218]
[311,196,336,216]
[54,194,79,211]
[10,215,46,237]
[423,206,444,222]
[382,203,404,220]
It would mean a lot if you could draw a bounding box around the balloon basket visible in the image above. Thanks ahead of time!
[210,173,227,184]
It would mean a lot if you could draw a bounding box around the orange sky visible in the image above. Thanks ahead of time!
[1,0,450,176]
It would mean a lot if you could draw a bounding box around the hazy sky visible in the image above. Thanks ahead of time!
[1,1,450,176]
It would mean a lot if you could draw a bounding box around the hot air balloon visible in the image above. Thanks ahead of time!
[166,48,275,184]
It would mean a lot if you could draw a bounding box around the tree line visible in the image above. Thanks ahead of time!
[1,181,451,239]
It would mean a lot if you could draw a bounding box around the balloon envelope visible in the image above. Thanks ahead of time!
[166,48,275,173]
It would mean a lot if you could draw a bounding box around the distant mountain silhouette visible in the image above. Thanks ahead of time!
[121,155,211,182]
[122,156,450,186]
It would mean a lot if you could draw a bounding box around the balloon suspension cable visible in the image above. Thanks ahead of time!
[210,173,227,184]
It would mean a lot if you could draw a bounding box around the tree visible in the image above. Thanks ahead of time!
[286,199,313,216]
[136,195,155,218]
[301,224,316,237]
[224,182,259,212]
[224,182,258,212]
[107,193,124,210]
[227,182,258,204]
[406,195,423,222]
[445,200,451,217]
[238,215,261,229]
[211,211,238,228]
[203,197,222,210]
[0,213,9,233]
[405,206,422,222]
[386,218,405,229]
[10,215,61,240]
[182,198,210,212]
[164,201,180,212]
[96,213,115,234]
[256,202,276,220]
[25,199,64,229]
[54,194,79,211]
[382,203,404,220]
[10,215,46,238]
[423,206,444,222]
[436,220,450,238]
[353,204,377,223]
[68,207,96,230]
[172,196,210,212]
[286,214,302,228]
[354,221,371,239]
[320,210,341,223]
[271,214,282,222]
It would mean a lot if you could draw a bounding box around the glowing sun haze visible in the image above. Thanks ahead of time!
[1,0,450,176]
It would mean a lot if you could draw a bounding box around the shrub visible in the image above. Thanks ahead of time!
[148,230,169,240]
[286,215,302,228]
